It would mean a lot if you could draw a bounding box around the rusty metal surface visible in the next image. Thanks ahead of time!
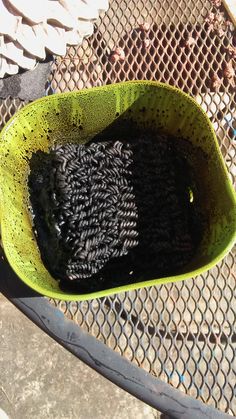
[0,0,235,415]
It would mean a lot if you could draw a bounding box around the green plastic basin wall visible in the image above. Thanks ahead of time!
[0,81,235,300]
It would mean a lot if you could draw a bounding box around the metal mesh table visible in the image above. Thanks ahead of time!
[0,0,235,416]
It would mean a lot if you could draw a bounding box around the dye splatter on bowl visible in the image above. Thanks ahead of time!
[0,81,235,300]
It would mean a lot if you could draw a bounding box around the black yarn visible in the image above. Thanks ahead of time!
[29,141,138,281]
[28,131,203,292]
[128,134,197,276]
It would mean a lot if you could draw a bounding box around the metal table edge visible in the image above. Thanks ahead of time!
[0,259,232,419]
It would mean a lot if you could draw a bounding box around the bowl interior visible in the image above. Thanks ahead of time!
[0,81,235,300]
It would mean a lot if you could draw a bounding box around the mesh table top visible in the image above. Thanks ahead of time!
[0,0,235,415]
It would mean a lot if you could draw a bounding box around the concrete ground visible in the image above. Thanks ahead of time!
[0,294,159,419]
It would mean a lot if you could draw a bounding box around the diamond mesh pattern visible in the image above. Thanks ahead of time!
[1,0,235,415]
[0,97,27,130]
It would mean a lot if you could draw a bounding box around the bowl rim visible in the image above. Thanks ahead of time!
[0,80,236,301]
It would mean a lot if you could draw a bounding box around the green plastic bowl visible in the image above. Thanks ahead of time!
[0,81,235,301]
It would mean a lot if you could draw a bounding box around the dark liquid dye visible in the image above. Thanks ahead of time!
[28,124,204,294]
